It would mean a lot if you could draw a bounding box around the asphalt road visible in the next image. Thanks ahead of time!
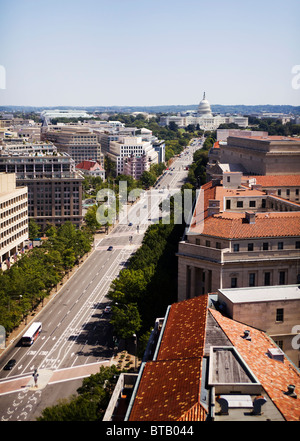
[0,137,203,420]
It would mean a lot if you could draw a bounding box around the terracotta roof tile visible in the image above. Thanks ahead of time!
[210,309,300,421]
[129,296,209,421]
[245,175,300,187]
[128,358,207,421]
[157,295,208,361]
[191,211,300,238]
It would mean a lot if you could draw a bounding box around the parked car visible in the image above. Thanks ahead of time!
[104,306,112,314]
[107,246,113,251]
[3,359,16,370]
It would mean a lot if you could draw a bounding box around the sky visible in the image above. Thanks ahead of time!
[0,0,299,107]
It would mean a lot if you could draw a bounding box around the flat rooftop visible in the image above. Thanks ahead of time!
[218,284,300,304]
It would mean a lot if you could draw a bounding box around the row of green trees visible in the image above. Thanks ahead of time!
[107,192,186,354]
[83,164,167,232]
[187,132,216,187]
[247,117,300,136]
[0,222,93,334]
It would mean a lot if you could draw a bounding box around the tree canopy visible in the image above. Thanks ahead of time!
[0,222,92,334]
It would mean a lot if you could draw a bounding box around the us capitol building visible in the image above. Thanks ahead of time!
[160,92,248,130]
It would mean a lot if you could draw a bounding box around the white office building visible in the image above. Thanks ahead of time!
[106,136,158,176]
[0,173,28,269]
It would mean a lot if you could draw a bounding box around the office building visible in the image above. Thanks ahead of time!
[217,285,300,367]
[0,173,28,268]
[42,126,104,166]
[0,142,83,229]
[208,135,300,178]
[106,136,158,177]
[177,175,300,301]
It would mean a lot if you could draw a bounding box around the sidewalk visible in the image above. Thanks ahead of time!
[0,360,113,396]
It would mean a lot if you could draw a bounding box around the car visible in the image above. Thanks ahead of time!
[107,246,113,251]
[104,306,112,314]
[3,359,16,370]
[128,222,133,226]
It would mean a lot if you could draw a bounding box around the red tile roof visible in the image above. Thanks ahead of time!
[129,358,206,421]
[157,295,208,361]
[210,309,300,421]
[128,295,209,421]
[76,160,103,171]
[245,175,300,187]
[192,211,300,238]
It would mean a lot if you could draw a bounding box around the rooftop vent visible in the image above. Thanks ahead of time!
[242,330,251,341]
[284,384,297,399]
[267,347,284,362]
[252,395,267,415]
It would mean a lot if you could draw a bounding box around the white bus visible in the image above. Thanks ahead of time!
[21,322,42,346]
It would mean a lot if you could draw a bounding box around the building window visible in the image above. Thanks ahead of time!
[196,238,200,245]
[264,272,271,286]
[249,200,256,208]
[233,244,239,252]
[278,242,284,250]
[276,308,284,322]
[226,199,231,209]
[216,242,221,249]
[263,242,269,250]
[296,189,299,196]
[277,189,281,196]
[286,189,290,196]
[248,243,254,251]
[279,271,286,285]
[262,199,266,208]
[205,240,211,247]
[296,241,300,249]
[231,277,237,288]
[274,340,283,349]
[227,176,230,183]
[237,201,243,208]
[249,273,256,287]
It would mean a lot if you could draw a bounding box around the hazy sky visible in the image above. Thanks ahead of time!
[0,0,299,107]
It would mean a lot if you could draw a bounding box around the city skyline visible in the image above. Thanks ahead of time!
[0,0,299,107]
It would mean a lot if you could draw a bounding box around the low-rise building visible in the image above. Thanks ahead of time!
[217,285,300,367]
[104,295,300,421]
[76,160,105,180]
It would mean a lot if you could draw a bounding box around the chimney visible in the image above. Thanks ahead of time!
[245,211,256,224]
[207,199,220,217]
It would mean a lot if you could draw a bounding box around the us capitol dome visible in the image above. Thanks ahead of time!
[159,92,248,130]
[197,92,213,117]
